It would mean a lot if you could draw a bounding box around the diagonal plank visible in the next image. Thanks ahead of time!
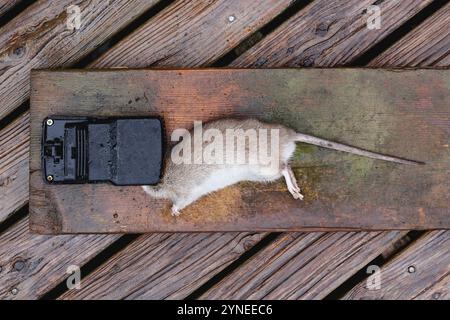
[0,0,162,121]
[370,2,450,67]
[342,231,449,300]
[59,232,264,299]
[0,0,21,18]
[232,0,434,67]
[52,0,439,299]
[91,0,294,68]
[0,0,295,299]
[0,218,120,300]
[200,231,405,299]
[0,112,28,222]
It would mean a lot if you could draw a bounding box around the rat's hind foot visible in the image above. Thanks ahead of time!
[171,205,181,217]
[282,165,304,200]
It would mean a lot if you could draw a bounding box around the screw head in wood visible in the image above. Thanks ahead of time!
[46,175,54,182]
[407,265,416,273]
[13,260,25,271]
[228,15,236,22]
[46,118,54,126]
[11,288,18,295]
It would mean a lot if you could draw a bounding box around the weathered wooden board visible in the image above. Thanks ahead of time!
[30,68,450,233]
[0,217,120,300]
[200,231,405,299]
[231,0,434,67]
[0,0,21,18]
[0,0,295,299]
[91,0,294,68]
[59,232,264,300]
[342,231,450,300]
[370,2,450,68]
[0,112,28,222]
[0,0,162,121]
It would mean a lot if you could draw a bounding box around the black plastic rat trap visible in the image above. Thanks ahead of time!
[42,116,164,185]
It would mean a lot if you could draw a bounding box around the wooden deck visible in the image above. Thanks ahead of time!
[0,0,448,300]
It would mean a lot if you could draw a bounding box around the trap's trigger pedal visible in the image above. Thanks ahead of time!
[42,116,164,185]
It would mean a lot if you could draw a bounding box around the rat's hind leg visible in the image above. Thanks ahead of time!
[281,165,304,200]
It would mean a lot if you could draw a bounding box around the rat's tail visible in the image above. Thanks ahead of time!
[142,185,169,198]
[295,133,423,165]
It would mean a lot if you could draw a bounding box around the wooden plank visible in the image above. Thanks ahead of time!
[59,232,264,299]
[200,231,405,299]
[0,112,28,222]
[0,217,120,300]
[232,0,434,67]
[370,2,450,68]
[0,0,162,121]
[0,0,21,17]
[0,0,295,299]
[30,68,450,233]
[342,231,449,300]
[91,0,294,68]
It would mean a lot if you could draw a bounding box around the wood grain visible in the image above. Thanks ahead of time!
[0,217,120,300]
[200,231,405,299]
[0,0,21,17]
[231,0,434,67]
[0,0,161,121]
[0,112,28,223]
[91,0,294,68]
[30,68,450,233]
[370,2,450,68]
[59,232,264,299]
[342,231,449,300]
[0,0,294,299]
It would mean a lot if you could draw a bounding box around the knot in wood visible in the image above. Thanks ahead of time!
[315,23,329,37]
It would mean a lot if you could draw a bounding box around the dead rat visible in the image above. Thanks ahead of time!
[143,118,422,216]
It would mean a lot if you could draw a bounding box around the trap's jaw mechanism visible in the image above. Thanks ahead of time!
[42,117,164,186]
